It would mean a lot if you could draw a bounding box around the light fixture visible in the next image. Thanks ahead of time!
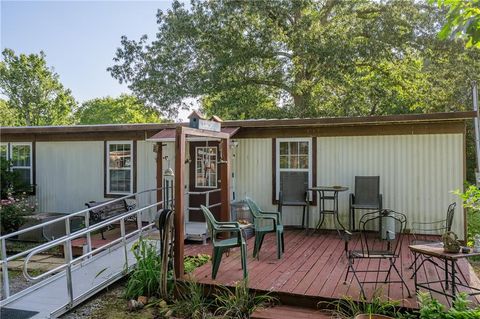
[163,156,174,177]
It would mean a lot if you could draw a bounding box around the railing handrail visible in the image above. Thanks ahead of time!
[0,188,161,241]
[22,200,161,282]
[186,188,221,196]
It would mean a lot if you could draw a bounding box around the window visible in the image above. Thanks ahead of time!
[195,146,217,188]
[106,141,134,195]
[275,138,313,203]
[1,143,33,186]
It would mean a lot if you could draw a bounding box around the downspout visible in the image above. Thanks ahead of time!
[473,81,480,186]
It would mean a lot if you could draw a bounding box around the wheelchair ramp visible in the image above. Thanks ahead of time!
[3,238,141,318]
[0,189,164,319]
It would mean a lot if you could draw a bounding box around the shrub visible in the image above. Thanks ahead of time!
[184,254,211,274]
[168,280,211,319]
[213,279,277,319]
[319,290,405,319]
[417,292,480,319]
[0,194,35,234]
[0,201,26,234]
[124,238,162,299]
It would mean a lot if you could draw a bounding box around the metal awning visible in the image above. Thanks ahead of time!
[146,127,240,142]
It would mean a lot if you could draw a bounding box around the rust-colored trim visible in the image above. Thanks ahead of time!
[463,122,467,242]
[32,141,36,195]
[104,140,137,198]
[272,137,317,206]
[220,138,231,223]
[235,122,466,139]
[1,111,475,135]
[272,138,276,205]
[174,126,186,278]
[312,137,317,205]
[156,143,163,210]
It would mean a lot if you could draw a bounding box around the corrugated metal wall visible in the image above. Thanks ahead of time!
[36,141,104,213]
[36,141,158,216]
[233,134,465,239]
[34,134,465,238]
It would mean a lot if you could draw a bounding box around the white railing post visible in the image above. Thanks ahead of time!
[85,211,92,255]
[120,219,128,271]
[1,238,10,298]
[64,218,74,306]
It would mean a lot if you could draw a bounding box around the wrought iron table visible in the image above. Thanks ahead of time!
[409,243,480,300]
[309,186,348,236]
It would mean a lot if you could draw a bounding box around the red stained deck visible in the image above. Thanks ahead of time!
[185,229,480,309]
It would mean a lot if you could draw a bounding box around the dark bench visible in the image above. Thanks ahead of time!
[85,199,137,239]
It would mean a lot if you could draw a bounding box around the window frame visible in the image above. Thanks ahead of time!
[194,146,218,189]
[273,137,315,203]
[1,142,34,188]
[105,141,135,196]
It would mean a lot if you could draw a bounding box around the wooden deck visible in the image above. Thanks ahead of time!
[185,229,480,309]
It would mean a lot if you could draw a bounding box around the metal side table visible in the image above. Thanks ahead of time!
[309,186,348,237]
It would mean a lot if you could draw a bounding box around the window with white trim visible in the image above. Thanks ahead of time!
[106,141,133,194]
[275,138,312,203]
[1,142,33,186]
[195,146,217,188]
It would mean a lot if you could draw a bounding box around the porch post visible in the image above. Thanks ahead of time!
[174,126,185,278]
[220,137,231,222]
[156,142,163,211]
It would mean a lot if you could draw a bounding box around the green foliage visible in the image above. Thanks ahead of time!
[75,94,164,124]
[453,184,480,246]
[213,279,277,319]
[0,49,76,126]
[431,0,480,48]
[110,0,480,120]
[319,290,405,319]
[184,254,211,274]
[0,202,27,234]
[0,98,20,126]
[124,238,162,299]
[1,159,30,199]
[417,292,480,318]
[168,280,211,319]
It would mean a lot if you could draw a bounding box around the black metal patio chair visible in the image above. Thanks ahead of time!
[343,209,411,299]
[349,176,382,231]
[408,202,456,278]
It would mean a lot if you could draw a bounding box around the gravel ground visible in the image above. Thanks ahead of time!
[60,281,126,319]
[0,270,36,299]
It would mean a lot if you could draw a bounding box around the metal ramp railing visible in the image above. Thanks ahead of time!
[0,188,164,318]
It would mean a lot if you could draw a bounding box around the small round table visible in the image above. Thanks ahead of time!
[309,186,349,236]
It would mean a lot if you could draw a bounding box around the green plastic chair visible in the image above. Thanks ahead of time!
[245,197,284,259]
[200,205,247,279]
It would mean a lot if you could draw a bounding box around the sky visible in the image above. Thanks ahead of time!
[1,0,191,120]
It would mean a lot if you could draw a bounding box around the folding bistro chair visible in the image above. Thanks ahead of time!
[409,202,456,278]
[343,209,411,299]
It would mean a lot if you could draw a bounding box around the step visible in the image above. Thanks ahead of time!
[251,305,331,319]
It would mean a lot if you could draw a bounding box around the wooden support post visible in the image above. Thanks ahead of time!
[174,127,185,278]
[220,138,231,222]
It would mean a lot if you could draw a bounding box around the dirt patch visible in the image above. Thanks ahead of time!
[60,281,158,319]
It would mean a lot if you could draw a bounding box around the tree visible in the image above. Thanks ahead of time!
[431,0,480,48]
[75,94,164,124]
[0,99,19,126]
[0,49,76,126]
[110,0,480,119]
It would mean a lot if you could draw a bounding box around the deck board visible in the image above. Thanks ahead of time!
[186,230,480,309]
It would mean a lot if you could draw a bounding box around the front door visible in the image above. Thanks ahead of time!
[188,142,222,221]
